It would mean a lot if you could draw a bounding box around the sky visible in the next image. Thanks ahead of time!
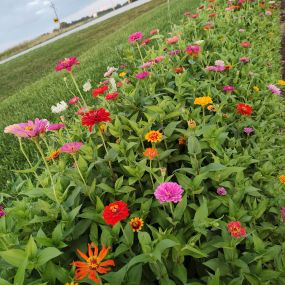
[0,0,127,52]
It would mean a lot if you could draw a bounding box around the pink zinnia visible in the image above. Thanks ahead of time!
[169,49,181,56]
[0,205,5,217]
[240,41,251,48]
[154,182,184,204]
[239,57,250,63]
[154,55,165,63]
[76,106,89,116]
[223,86,235,92]
[48,123,65,131]
[185,45,202,56]
[166,36,179,45]
[140,61,154,69]
[206,65,225,72]
[216,187,227,196]
[135,71,150,79]
[55,57,79,72]
[60,142,83,154]
[268,84,281,95]
[244,127,254,135]
[227,221,247,238]
[128,32,143,43]
[150,28,159,36]
[68,96,80,105]
[105,92,119,100]
[4,118,49,138]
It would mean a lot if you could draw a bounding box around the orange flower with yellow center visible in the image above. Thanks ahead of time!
[194,96,213,107]
[178,136,187,145]
[143,148,158,160]
[71,243,115,283]
[279,175,285,185]
[46,149,60,161]
[129,217,144,232]
[145,130,163,143]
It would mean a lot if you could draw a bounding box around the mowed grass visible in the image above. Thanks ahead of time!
[0,0,199,186]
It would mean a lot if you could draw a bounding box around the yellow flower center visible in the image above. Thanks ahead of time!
[87,256,99,269]
[110,205,119,213]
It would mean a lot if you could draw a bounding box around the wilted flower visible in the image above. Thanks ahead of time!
[178,136,187,145]
[268,84,281,95]
[236,103,252,116]
[154,182,184,204]
[60,142,82,154]
[104,66,118,77]
[83,80,92,92]
[215,60,225,66]
[239,29,245,32]
[265,11,272,16]
[68,96,80,105]
[55,57,79,72]
[135,71,150,79]
[82,108,112,132]
[76,106,89,116]
[4,119,49,138]
[207,105,216,112]
[169,49,181,56]
[194,96,213,106]
[281,207,285,221]
[143,147,158,160]
[216,187,227,196]
[103,201,129,225]
[71,243,115,283]
[244,127,254,135]
[129,217,144,232]
[188,119,196,129]
[51,101,68,113]
[145,130,163,143]
[48,123,65,131]
[128,31,143,43]
[227,221,246,238]
[154,55,165,63]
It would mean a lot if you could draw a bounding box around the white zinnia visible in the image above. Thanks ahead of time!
[83,79,92,92]
[215,60,225,67]
[104,66,118,77]
[51,101,68,114]
[109,78,117,92]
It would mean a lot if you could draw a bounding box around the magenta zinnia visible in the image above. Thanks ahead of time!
[135,71,150,79]
[154,182,184,203]
[48,123,65,131]
[60,142,83,154]
[55,57,79,72]
[4,118,49,138]
[128,32,143,43]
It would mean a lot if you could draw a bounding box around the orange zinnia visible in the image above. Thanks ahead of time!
[143,147,158,160]
[71,243,115,283]
[46,149,60,161]
[145,130,163,143]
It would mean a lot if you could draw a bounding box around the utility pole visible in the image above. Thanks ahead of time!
[50,1,60,28]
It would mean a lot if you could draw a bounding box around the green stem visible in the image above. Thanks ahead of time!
[72,155,87,186]
[120,223,135,256]
[136,42,144,64]
[202,106,205,125]
[69,71,87,106]
[169,202,174,217]
[34,140,60,205]
[149,160,155,188]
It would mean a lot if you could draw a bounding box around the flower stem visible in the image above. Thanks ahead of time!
[70,71,87,106]
[136,42,144,64]
[202,106,205,125]
[72,155,87,186]
[169,202,174,217]
[34,140,60,205]
[149,160,155,188]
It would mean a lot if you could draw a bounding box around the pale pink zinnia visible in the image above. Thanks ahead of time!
[55,57,79,72]
[140,61,154,69]
[169,49,181,56]
[154,182,184,203]
[68,96,80,105]
[268,84,281,95]
[135,71,150,79]
[48,123,65,131]
[128,32,143,43]
[154,55,165,63]
[4,118,49,138]
[60,142,83,154]
[216,187,227,196]
[166,36,179,45]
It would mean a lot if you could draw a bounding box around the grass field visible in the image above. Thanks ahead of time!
[0,0,199,187]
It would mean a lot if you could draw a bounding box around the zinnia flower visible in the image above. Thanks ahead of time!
[187,119,196,129]
[185,45,202,57]
[92,86,108,97]
[277,80,285,86]
[166,36,179,44]
[244,127,254,135]
[169,49,181,56]
[239,57,250,63]
[48,123,65,131]
[135,71,150,79]
[194,96,213,106]
[71,243,115,283]
[154,182,184,203]
[178,136,187,145]
[216,187,227,196]
[46,149,61,161]
[55,57,79,72]
[236,103,252,116]
[60,142,82,154]
[0,205,5,217]
[223,86,235,92]
[51,101,68,113]
[104,66,118,77]
[128,32,143,43]
[141,38,151,46]
[129,217,144,232]
[227,221,246,238]
[240,41,251,48]
[82,108,112,132]
[65,282,78,285]
[150,28,159,35]
[105,92,119,100]
[4,119,49,138]
[175,67,185,73]
[83,80,92,92]
[154,55,165,63]
[253,86,260,92]
[145,130,163,143]
[279,175,285,185]
[143,147,158,160]
[69,96,80,105]
[103,201,129,225]
[140,61,154,69]
[268,84,281,95]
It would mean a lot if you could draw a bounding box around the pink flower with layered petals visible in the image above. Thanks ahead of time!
[55,57,79,72]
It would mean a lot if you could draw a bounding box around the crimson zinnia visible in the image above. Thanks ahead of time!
[103,201,129,225]
[92,86,108,97]
[236,103,252,116]
[82,108,111,132]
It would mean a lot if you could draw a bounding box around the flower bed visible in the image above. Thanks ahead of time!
[1,0,285,284]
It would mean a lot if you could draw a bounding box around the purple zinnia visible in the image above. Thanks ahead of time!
[128,32,143,43]
[154,182,184,203]
[216,187,227,196]
[48,123,65,131]
[243,127,254,135]
[60,142,83,154]
[223,85,235,92]
[268,84,281,95]
[4,118,49,138]
[0,205,5,217]
[135,71,150,79]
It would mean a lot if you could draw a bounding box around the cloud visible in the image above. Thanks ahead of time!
[35,9,46,15]
[43,0,50,6]
[27,0,40,6]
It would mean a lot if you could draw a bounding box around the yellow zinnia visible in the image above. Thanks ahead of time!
[194,96,213,106]
[279,175,285,185]
[119,72,126,77]
[253,86,260,92]
[145,130,163,143]
[277,80,285,86]
[129,217,144,232]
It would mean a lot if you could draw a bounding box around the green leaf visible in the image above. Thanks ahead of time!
[0,279,12,285]
[0,249,26,267]
[164,121,180,137]
[153,239,178,262]
[96,196,104,213]
[182,245,208,258]
[25,236,38,258]
[208,269,220,285]
[193,198,208,230]
[188,135,201,155]
[138,231,152,253]
[37,247,62,266]
[173,194,187,221]
[173,264,187,283]
[13,256,28,285]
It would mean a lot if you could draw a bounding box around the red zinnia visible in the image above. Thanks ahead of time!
[236,103,252,116]
[240,41,251,48]
[227,221,246,238]
[141,38,151,46]
[175,67,185,73]
[105,92,119,100]
[103,201,129,225]
[92,86,108,97]
[82,108,112,131]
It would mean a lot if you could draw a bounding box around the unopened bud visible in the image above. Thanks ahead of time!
[187,119,196,129]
